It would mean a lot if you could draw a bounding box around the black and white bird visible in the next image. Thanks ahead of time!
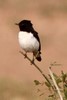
[16,20,41,62]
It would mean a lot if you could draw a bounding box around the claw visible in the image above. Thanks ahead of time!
[23,52,27,58]
[31,59,34,65]
[24,53,27,58]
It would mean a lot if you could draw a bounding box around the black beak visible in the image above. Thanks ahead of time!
[15,23,19,25]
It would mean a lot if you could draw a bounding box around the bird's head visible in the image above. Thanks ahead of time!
[15,20,33,32]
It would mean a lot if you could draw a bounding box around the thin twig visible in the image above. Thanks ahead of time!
[48,67,63,100]
[19,51,51,85]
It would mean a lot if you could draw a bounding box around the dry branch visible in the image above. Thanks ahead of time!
[48,67,63,100]
[20,51,51,85]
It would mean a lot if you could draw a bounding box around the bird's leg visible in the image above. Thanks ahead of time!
[33,51,39,60]
[35,51,39,58]
[31,51,39,64]
[24,52,27,58]
[31,54,35,64]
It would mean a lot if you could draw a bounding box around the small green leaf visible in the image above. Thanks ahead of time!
[65,83,67,87]
[61,71,67,82]
[45,82,51,88]
[48,94,54,97]
[53,73,62,83]
[34,80,41,85]
[64,90,67,99]
[53,73,58,79]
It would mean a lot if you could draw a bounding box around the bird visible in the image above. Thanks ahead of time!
[15,20,41,63]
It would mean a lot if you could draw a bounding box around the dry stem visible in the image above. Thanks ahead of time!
[20,51,51,85]
[48,67,63,100]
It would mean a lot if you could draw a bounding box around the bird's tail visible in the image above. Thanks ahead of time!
[36,54,41,61]
[33,51,41,61]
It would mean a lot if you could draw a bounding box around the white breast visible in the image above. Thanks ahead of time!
[18,31,39,52]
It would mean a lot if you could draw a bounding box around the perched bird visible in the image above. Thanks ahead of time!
[16,20,41,62]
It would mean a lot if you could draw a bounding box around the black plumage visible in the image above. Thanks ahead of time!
[16,20,41,61]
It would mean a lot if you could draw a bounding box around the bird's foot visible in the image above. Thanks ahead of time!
[24,53,27,58]
[31,59,34,65]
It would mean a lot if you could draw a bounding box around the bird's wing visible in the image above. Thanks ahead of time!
[32,30,41,52]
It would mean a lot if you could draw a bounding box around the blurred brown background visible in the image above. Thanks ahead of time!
[0,0,67,99]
